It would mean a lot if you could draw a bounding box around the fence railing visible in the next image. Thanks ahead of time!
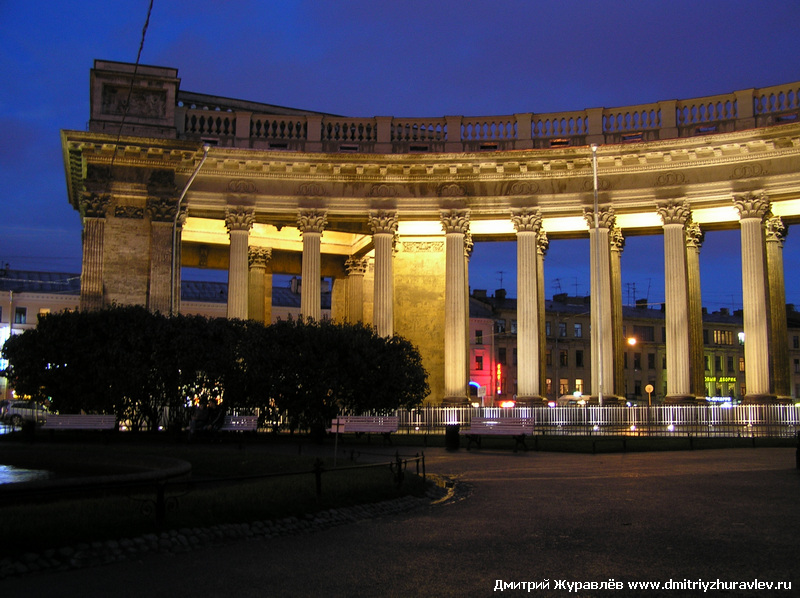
[176,81,800,151]
[386,405,799,438]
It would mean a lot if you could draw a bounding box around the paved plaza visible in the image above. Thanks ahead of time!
[2,446,797,597]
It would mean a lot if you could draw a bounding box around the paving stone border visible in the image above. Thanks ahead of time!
[0,477,453,580]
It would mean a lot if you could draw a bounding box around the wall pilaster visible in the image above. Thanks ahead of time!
[79,193,110,311]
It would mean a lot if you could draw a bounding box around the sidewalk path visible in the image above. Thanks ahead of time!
[2,447,797,597]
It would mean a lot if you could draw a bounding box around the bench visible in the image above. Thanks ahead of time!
[328,416,399,444]
[41,414,117,431]
[460,417,535,452]
[218,415,258,432]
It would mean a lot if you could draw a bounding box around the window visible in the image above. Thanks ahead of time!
[633,353,641,370]
[794,336,800,349]
[475,330,483,345]
[546,350,552,366]
[575,350,584,368]
[727,356,734,373]
[14,307,27,324]
[475,355,484,370]
[559,349,568,367]
[545,321,551,336]
[623,352,628,368]
[633,325,655,342]
[494,320,506,334]
[713,330,733,345]
[510,320,517,334]
[714,355,722,372]
[558,322,567,337]
[634,380,642,395]
[575,378,584,394]
[573,323,582,338]
[739,356,745,372]
[703,329,709,344]
[546,378,553,395]
[648,353,655,369]
[512,348,517,366]
[498,347,507,364]
[795,359,800,374]
[559,378,569,395]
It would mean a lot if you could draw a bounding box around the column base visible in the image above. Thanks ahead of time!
[586,394,622,405]
[515,395,547,407]
[742,393,778,405]
[442,396,470,406]
[664,394,698,405]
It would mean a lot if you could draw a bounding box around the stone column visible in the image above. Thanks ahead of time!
[441,209,470,404]
[345,257,368,324]
[464,232,474,390]
[146,196,179,315]
[610,227,626,399]
[511,208,543,404]
[225,207,255,320]
[766,215,790,400]
[657,200,692,403]
[537,231,549,398]
[79,193,110,311]
[733,192,772,401]
[248,247,272,324]
[686,222,705,400]
[369,210,398,337]
[584,207,615,403]
[297,209,327,322]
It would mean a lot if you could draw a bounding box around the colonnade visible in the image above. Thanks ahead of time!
[209,190,790,405]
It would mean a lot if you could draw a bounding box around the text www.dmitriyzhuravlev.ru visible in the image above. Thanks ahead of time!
[494,578,793,592]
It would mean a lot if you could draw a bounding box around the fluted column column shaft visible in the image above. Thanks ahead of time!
[766,216,789,398]
[442,210,470,403]
[585,208,615,402]
[345,257,368,324]
[610,228,625,398]
[686,224,705,399]
[248,247,272,324]
[537,232,549,398]
[298,210,327,322]
[79,193,109,311]
[80,217,106,310]
[512,209,542,402]
[225,207,254,320]
[369,210,398,338]
[734,193,771,399]
[658,201,692,400]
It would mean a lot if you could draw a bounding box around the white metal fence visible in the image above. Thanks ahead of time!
[387,405,800,438]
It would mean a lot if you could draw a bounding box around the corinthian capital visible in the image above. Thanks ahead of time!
[583,206,615,230]
[537,230,549,257]
[440,209,470,234]
[765,215,787,246]
[610,227,625,252]
[368,210,399,235]
[657,199,691,226]
[511,208,542,233]
[146,197,180,222]
[345,256,369,276]
[80,192,110,218]
[685,222,705,250]
[297,209,327,234]
[248,246,272,268]
[733,191,770,220]
[225,206,255,232]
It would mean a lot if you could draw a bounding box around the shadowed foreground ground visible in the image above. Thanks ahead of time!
[2,446,797,597]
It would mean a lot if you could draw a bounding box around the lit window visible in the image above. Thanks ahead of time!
[476,355,484,370]
[14,307,27,324]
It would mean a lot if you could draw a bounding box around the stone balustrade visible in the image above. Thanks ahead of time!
[175,81,799,152]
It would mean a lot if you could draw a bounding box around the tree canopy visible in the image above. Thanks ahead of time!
[1,307,429,432]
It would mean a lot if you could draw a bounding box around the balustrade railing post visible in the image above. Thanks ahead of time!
[306,115,323,151]
[658,100,678,139]
[235,111,252,147]
[444,115,463,152]
[586,107,605,145]
[375,116,393,152]
[734,89,756,130]
[514,113,533,149]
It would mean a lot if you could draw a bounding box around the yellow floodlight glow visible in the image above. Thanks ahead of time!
[615,212,663,230]
[397,221,442,236]
[469,220,515,235]
[691,206,739,224]
[542,216,588,233]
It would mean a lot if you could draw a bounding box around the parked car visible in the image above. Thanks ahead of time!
[0,399,51,426]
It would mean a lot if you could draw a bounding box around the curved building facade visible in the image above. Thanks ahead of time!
[61,60,800,404]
